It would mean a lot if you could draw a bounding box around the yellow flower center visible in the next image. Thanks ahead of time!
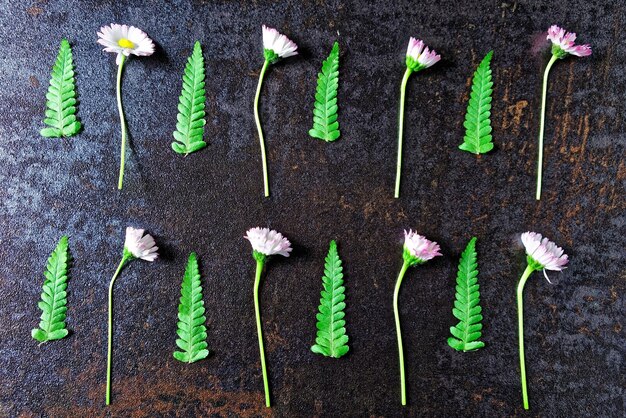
[117,38,135,49]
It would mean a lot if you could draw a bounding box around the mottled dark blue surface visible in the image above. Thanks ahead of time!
[0,0,624,417]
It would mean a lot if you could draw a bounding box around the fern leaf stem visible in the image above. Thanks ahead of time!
[253,259,271,407]
[43,251,65,337]
[395,68,412,199]
[460,276,472,345]
[185,48,200,156]
[516,264,534,410]
[254,60,270,198]
[116,55,127,190]
[393,260,410,406]
[106,255,130,406]
[55,46,67,127]
[536,54,558,201]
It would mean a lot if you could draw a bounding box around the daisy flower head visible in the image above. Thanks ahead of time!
[262,25,298,63]
[123,227,158,262]
[547,25,591,58]
[402,230,442,266]
[405,37,441,72]
[521,232,568,280]
[245,227,292,261]
[97,23,155,65]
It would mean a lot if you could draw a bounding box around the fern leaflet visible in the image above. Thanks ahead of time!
[459,51,494,154]
[448,237,485,351]
[172,41,207,155]
[40,39,81,138]
[309,42,340,142]
[311,240,349,358]
[32,236,71,342]
[174,252,210,363]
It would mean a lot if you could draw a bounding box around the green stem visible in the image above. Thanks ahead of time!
[254,59,270,198]
[395,67,413,199]
[517,264,535,410]
[536,54,558,201]
[393,260,410,405]
[106,256,130,405]
[116,55,127,190]
[253,259,271,407]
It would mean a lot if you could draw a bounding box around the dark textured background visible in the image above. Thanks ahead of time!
[0,0,624,417]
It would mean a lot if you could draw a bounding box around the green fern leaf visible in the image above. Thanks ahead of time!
[172,41,207,155]
[40,39,81,138]
[174,252,209,363]
[311,240,349,358]
[309,42,340,142]
[459,51,494,154]
[448,237,485,351]
[31,236,71,342]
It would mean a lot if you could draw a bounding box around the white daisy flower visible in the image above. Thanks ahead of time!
[245,227,292,257]
[97,23,155,65]
[124,227,158,262]
[262,25,298,63]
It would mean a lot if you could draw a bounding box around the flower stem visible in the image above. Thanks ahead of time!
[116,55,127,190]
[254,59,271,198]
[536,54,558,201]
[253,258,271,407]
[517,264,535,410]
[393,260,410,405]
[106,256,129,405]
[395,67,413,199]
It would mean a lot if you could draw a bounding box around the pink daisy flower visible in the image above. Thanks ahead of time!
[405,37,441,71]
[547,25,591,58]
[402,230,442,265]
[521,231,568,281]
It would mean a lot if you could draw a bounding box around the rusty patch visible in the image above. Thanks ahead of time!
[29,75,40,88]
[26,6,43,17]
[46,375,271,418]
[501,100,528,136]
[265,322,289,352]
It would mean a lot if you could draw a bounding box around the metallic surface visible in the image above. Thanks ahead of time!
[0,0,624,416]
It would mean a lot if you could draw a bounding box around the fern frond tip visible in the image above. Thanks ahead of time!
[172,42,207,155]
[447,237,485,352]
[311,240,349,358]
[31,235,71,343]
[41,39,81,138]
[459,51,494,155]
[309,42,341,142]
[173,252,210,363]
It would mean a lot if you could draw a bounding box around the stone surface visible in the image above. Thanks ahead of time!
[0,0,624,417]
